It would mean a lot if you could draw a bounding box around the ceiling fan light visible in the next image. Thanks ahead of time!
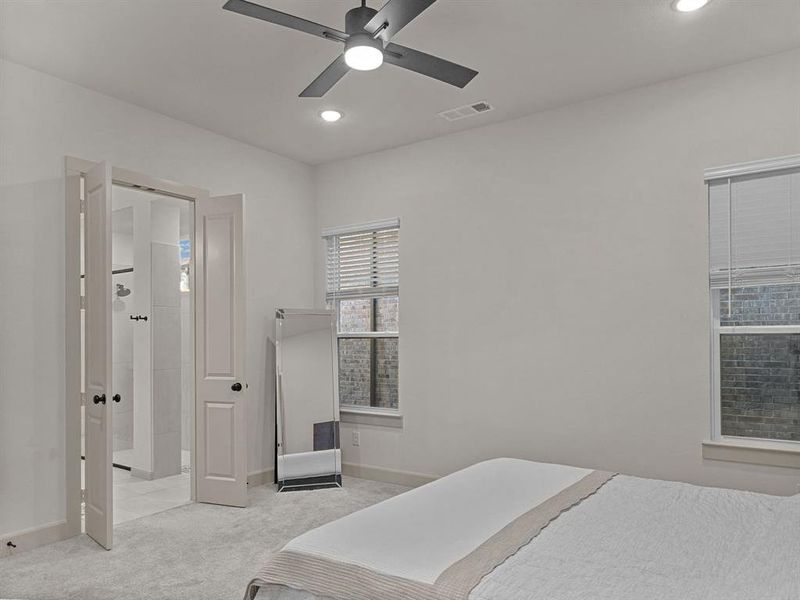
[344,34,384,71]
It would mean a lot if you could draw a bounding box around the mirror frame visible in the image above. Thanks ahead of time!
[274,308,341,491]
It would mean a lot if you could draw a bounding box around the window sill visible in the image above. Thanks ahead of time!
[340,407,403,428]
[702,438,800,469]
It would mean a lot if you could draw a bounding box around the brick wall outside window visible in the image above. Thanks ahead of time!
[337,297,399,409]
[719,284,800,441]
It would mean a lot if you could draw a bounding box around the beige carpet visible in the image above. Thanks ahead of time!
[0,477,408,600]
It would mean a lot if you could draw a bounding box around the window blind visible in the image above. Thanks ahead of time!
[324,222,399,302]
[709,168,800,289]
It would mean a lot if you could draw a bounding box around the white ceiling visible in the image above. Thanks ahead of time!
[2,0,799,165]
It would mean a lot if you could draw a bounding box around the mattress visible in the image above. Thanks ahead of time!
[251,458,800,600]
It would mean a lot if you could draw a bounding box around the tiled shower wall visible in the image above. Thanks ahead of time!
[112,270,134,451]
[150,204,182,478]
[180,291,193,452]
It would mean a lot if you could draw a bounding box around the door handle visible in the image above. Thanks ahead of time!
[231,382,243,392]
[93,394,106,405]
[112,394,121,403]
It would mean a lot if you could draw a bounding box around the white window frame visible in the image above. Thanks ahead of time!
[323,219,402,422]
[334,299,400,415]
[704,155,800,466]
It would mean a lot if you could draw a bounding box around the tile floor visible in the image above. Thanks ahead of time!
[80,401,192,527]
[81,462,191,526]
[111,469,191,524]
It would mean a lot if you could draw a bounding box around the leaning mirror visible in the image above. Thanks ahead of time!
[275,309,341,491]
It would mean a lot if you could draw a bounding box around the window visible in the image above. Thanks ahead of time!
[708,163,800,444]
[324,219,399,411]
[180,238,191,293]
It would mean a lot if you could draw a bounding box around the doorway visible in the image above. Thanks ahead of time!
[66,158,248,550]
[79,185,195,528]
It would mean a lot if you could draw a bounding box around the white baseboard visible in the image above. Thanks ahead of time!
[247,468,275,487]
[1,520,75,557]
[342,462,436,488]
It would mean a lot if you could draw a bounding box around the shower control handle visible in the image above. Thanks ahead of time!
[231,382,243,392]
[112,394,121,403]
[93,394,106,405]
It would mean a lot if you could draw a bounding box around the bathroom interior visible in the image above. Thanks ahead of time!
[80,184,194,526]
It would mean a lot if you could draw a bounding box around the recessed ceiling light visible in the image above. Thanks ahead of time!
[672,0,710,12]
[320,110,343,123]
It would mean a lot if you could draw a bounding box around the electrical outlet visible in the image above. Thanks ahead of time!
[352,431,360,447]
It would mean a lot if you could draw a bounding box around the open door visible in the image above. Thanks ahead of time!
[195,194,247,507]
[84,161,113,548]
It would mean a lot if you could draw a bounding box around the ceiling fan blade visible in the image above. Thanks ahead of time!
[364,0,436,43]
[223,0,348,43]
[383,43,477,88]
[299,55,350,97]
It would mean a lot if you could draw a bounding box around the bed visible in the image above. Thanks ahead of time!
[246,458,800,600]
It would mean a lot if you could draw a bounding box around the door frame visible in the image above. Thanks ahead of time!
[64,156,209,537]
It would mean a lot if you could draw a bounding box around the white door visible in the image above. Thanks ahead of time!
[84,161,113,548]
[195,194,247,507]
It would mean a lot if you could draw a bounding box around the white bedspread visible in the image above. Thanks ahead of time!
[284,458,590,585]
[256,464,800,600]
[471,474,800,600]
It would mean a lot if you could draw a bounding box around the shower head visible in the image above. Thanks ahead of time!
[116,283,131,297]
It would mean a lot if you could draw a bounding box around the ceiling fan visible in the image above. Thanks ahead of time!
[222,0,478,97]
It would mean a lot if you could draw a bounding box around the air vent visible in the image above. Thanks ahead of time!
[438,101,494,122]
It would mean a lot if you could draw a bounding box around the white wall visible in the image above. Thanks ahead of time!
[0,59,316,536]
[314,49,800,496]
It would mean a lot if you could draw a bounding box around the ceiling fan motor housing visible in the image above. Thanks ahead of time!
[345,5,379,34]
[345,6,384,59]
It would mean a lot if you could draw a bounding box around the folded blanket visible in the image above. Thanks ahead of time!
[246,459,614,600]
